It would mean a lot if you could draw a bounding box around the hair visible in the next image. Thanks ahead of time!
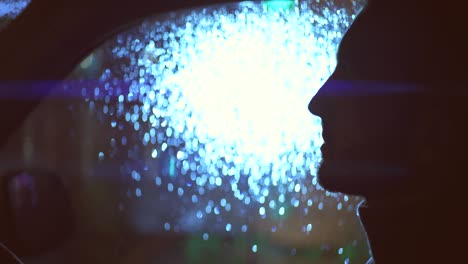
[341,0,467,86]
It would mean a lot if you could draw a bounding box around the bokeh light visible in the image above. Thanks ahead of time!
[63,0,370,262]
[0,0,30,18]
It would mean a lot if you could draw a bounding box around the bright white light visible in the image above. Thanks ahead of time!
[132,3,350,200]
[74,1,366,237]
[259,206,266,216]
[279,207,285,215]
[252,244,258,253]
[168,13,328,168]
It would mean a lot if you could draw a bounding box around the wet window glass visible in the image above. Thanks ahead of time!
[1,1,371,263]
[0,0,30,30]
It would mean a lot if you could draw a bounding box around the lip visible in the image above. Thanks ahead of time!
[319,143,327,157]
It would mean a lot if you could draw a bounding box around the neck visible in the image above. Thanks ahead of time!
[359,198,464,263]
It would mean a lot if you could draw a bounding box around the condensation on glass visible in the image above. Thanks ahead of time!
[3,1,372,263]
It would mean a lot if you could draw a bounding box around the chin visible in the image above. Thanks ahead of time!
[316,160,359,195]
[316,159,409,197]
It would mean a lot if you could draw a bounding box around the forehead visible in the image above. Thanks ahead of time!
[334,1,466,83]
[335,6,419,80]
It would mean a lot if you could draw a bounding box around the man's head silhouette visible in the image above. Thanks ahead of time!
[308,0,467,263]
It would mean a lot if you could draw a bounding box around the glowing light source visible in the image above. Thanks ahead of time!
[252,244,258,253]
[135,188,142,197]
[279,207,285,215]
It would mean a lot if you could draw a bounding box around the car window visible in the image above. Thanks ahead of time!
[1,1,370,263]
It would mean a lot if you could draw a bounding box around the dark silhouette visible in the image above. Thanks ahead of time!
[309,0,467,263]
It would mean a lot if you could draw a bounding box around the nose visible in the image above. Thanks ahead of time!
[308,77,333,118]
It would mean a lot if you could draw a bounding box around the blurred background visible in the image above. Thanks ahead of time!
[1,1,371,263]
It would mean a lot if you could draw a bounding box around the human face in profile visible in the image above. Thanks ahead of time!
[307,6,429,201]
